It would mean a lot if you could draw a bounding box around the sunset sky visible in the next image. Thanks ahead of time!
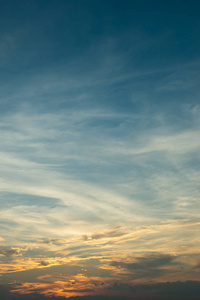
[0,1,200,299]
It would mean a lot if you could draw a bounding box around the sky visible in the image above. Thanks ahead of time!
[0,0,200,299]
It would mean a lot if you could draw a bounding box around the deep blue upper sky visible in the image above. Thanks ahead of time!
[0,0,199,114]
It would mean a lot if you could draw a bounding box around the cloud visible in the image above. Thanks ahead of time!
[0,104,199,230]
[112,254,175,269]
[0,247,21,257]
[38,238,68,245]
[39,261,50,267]
[80,227,127,242]
[110,254,180,280]
[1,280,200,300]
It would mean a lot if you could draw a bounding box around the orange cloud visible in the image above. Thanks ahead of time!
[10,274,111,298]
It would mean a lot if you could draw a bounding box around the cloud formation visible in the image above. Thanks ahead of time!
[81,227,127,242]
[1,280,200,300]
[0,247,21,257]
[110,254,178,280]
[0,0,199,299]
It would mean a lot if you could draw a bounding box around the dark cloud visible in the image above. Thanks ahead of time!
[157,281,200,299]
[112,254,175,269]
[110,254,179,279]
[81,228,127,241]
[81,235,89,241]
[91,231,125,240]
[38,238,66,245]
[39,261,49,266]
[63,288,95,293]
[0,247,20,257]
[105,280,200,300]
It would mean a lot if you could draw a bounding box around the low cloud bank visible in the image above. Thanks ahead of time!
[1,281,200,300]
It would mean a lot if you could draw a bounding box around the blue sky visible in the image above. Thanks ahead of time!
[0,0,200,299]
